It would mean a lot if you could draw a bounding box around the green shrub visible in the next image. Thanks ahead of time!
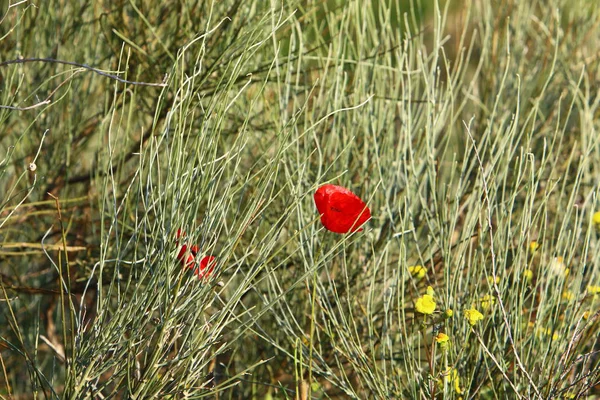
[1,0,599,398]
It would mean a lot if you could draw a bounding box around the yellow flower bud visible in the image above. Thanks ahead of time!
[529,241,540,253]
[408,265,426,279]
[583,311,590,320]
[588,285,600,295]
[562,291,574,301]
[593,211,600,226]
[487,275,500,285]
[480,294,495,311]
[426,286,435,296]
[441,368,463,395]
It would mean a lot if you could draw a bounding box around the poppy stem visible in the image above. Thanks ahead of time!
[307,243,324,398]
[307,272,318,398]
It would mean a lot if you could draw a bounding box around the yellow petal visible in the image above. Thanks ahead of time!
[416,294,436,315]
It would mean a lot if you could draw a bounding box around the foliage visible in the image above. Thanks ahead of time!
[1,0,600,398]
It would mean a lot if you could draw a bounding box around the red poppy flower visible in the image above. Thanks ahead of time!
[177,244,199,269]
[314,184,371,233]
[194,255,216,279]
[175,228,186,244]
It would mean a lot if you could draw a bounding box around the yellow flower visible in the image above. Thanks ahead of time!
[487,275,500,285]
[588,285,600,295]
[523,269,533,283]
[464,308,484,326]
[453,370,463,395]
[446,368,463,394]
[311,381,321,392]
[593,211,600,226]
[435,332,450,349]
[444,309,454,318]
[537,327,561,341]
[441,368,463,395]
[415,294,436,315]
[530,241,540,253]
[426,285,435,296]
[408,265,427,279]
[480,294,495,311]
[562,291,574,301]
[583,311,590,320]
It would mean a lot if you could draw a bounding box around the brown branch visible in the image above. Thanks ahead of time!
[0,69,83,111]
[0,57,167,110]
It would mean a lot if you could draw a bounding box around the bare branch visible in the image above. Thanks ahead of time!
[0,57,167,86]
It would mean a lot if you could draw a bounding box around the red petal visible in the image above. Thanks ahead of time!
[314,184,371,233]
[177,245,188,262]
[175,228,186,244]
[177,244,196,269]
[196,255,216,279]
[184,254,195,269]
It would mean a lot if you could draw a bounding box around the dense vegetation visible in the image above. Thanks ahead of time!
[1,0,599,398]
